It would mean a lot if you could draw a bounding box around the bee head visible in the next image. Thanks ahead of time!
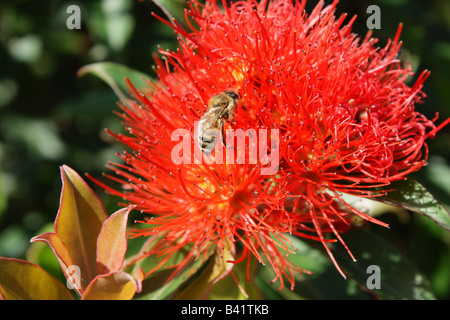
[223,89,240,101]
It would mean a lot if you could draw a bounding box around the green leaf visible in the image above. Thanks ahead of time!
[135,268,186,300]
[334,229,436,300]
[173,240,236,300]
[77,62,153,103]
[96,206,135,275]
[0,257,74,300]
[375,178,450,232]
[257,234,360,300]
[151,0,189,29]
[207,255,263,300]
[132,244,214,300]
[258,229,435,300]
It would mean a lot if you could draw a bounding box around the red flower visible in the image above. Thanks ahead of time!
[95,0,447,290]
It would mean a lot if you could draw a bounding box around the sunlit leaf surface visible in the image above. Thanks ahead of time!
[0,257,74,300]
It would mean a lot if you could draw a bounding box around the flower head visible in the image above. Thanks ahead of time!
[97,0,444,290]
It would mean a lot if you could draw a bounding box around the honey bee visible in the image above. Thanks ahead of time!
[197,89,240,154]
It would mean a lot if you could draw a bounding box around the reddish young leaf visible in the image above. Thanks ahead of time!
[96,206,135,275]
[81,268,144,300]
[30,232,83,295]
[55,165,108,289]
[0,257,74,300]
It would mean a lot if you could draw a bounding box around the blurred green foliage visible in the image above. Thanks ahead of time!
[0,0,175,256]
[0,0,449,299]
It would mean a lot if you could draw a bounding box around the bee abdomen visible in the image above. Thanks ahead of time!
[198,127,219,154]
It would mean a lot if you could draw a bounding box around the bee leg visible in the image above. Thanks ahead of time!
[221,111,236,148]
[227,111,235,123]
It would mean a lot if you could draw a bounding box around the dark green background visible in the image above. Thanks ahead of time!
[0,0,449,299]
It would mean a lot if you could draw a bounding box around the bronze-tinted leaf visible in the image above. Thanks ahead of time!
[96,206,135,275]
[30,232,82,295]
[0,257,74,300]
[81,269,143,300]
[55,165,108,289]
